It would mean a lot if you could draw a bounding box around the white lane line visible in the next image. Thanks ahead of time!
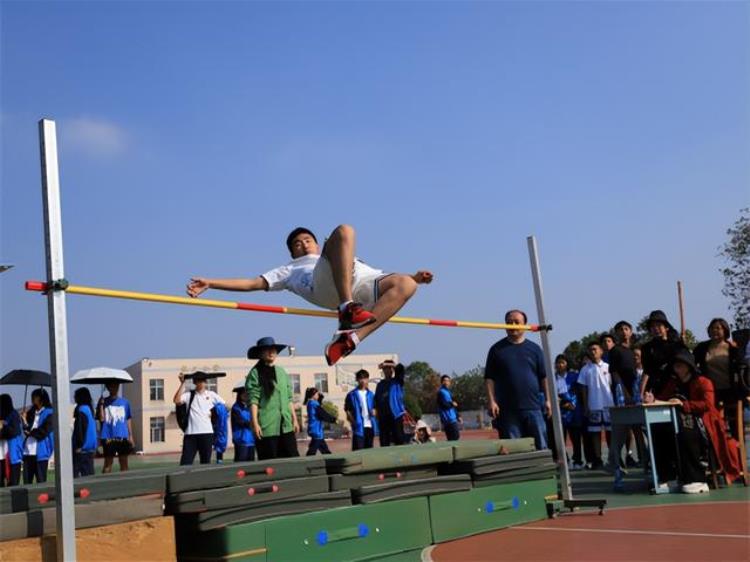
[514,526,749,540]
[421,544,436,562]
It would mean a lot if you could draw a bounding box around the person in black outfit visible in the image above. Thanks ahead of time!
[608,320,641,467]
[640,310,687,396]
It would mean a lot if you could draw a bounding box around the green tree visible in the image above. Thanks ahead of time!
[404,393,422,420]
[562,331,607,369]
[404,361,441,414]
[451,366,487,411]
[321,400,339,423]
[719,208,750,328]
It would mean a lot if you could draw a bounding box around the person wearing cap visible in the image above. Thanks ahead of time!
[245,337,300,460]
[345,369,379,450]
[303,387,337,456]
[640,310,687,397]
[484,309,551,451]
[411,420,436,444]
[186,225,434,366]
[437,375,461,441]
[645,350,742,492]
[231,384,255,462]
[375,360,408,446]
[98,381,134,473]
[174,371,226,465]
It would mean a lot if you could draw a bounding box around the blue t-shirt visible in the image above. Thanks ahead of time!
[100,396,132,440]
[484,338,546,411]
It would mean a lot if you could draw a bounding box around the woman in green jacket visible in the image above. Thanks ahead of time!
[245,337,300,459]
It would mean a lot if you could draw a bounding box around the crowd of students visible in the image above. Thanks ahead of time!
[171,337,463,466]
[550,311,748,493]
[0,382,135,486]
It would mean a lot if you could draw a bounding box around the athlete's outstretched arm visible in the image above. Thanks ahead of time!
[187,276,268,298]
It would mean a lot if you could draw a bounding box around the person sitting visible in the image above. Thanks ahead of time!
[412,420,436,444]
[645,350,742,493]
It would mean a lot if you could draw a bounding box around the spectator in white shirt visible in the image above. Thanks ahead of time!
[174,371,226,465]
[578,343,614,470]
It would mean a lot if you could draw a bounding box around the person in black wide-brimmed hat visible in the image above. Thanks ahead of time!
[245,337,300,460]
[640,310,687,397]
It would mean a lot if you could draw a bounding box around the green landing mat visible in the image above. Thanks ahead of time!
[166,475,330,514]
[329,468,438,491]
[0,471,166,514]
[0,494,164,541]
[428,477,557,543]
[471,464,558,486]
[167,456,326,493]
[178,490,353,531]
[441,450,555,478]
[176,497,433,562]
[449,438,536,461]
[325,443,454,474]
[352,474,472,504]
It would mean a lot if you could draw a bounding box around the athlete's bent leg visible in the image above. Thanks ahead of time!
[355,274,418,342]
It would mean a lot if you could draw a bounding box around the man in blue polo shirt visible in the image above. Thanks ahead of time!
[484,309,551,450]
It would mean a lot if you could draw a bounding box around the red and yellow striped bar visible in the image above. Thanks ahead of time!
[24,281,550,332]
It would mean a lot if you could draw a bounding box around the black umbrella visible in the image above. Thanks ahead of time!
[0,369,52,408]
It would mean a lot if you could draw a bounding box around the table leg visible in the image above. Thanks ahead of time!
[643,420,665,494]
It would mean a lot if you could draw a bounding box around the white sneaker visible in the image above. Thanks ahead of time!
[569,462,585,471]
[681,482,709,494]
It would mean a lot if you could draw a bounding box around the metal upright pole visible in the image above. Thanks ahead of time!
[39,118,77,561]
[527,235,572,501]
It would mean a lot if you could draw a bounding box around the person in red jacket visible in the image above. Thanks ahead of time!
[645,349,742,493]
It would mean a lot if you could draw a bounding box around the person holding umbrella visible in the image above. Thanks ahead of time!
[98,381,135,473]
[0,394,24,486]
[22,388,54,484]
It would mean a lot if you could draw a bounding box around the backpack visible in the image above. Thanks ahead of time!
[176,391,196,432]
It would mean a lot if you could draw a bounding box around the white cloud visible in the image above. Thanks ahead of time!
[62,116,127,157]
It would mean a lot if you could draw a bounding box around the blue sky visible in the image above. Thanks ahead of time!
[1,1,748,397]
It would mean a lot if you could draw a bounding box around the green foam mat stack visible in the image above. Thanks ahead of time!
[0,438,558,559]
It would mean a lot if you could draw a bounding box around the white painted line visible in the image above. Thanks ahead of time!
[421,544,436,562]
[514,526,749,540]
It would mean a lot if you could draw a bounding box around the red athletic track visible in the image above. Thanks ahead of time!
[429,502,750,562]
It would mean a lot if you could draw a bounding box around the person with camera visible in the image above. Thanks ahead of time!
[174,371,226,465]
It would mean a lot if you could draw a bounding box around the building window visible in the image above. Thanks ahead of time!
[150,417,165,443]
[290,374,301,395]
[314,373,328,393]
[149,379,164,401]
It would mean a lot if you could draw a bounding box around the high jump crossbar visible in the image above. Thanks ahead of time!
[25,280,552,332]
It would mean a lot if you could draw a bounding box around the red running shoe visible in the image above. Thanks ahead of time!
[338,302,376,331]
[325,331,357,366]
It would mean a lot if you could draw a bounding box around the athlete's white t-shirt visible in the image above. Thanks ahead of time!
[261,254,319,305]
[180,390,225,435]
[357,390,372,428]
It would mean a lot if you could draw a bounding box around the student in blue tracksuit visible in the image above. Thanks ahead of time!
[72,387,98,477]
[304,388,337,456]
[344,369,379,450]
[231,386,255,462]
[437,375,461,441]
[212,401,229,464]
[23,388,54,484]
[0,394,25,486]
[375,360,407,446]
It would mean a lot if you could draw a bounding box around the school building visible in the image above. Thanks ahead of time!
[122,353,397,454]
